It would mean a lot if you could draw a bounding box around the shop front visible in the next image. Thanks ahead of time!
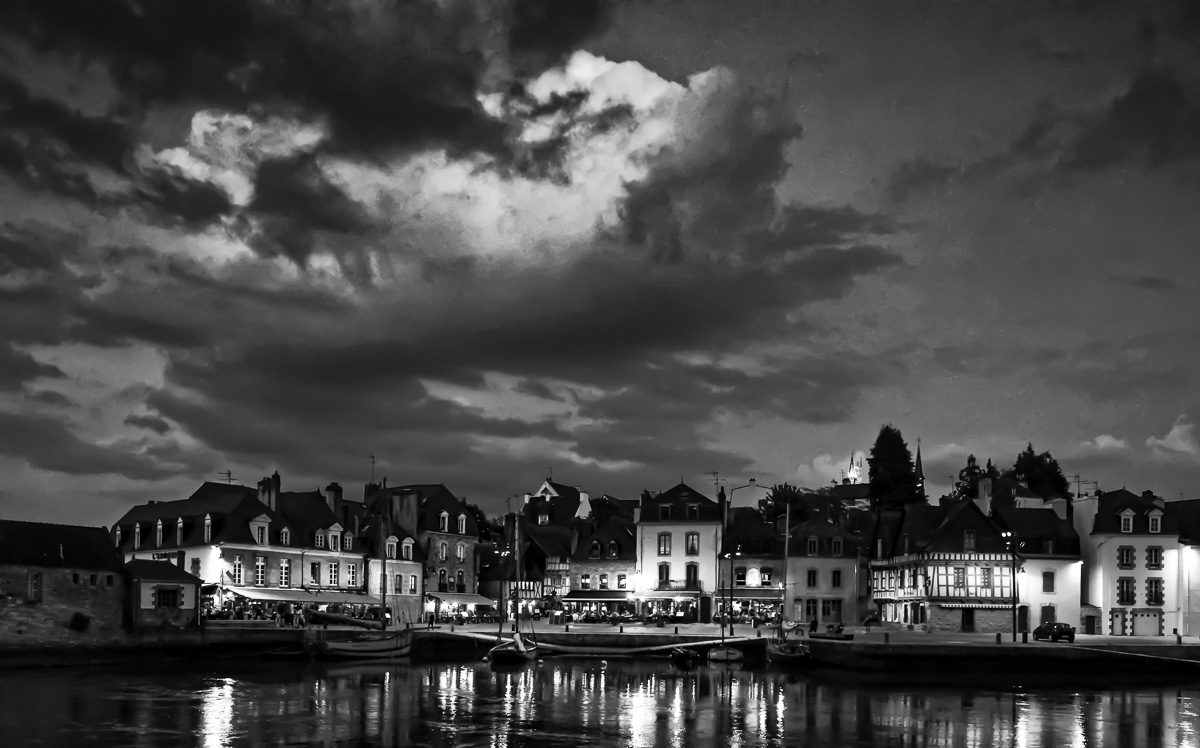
[637,590,701,623]
[218,587,379,624]
[426,591,499,624]
[715,588,784,625]
[561,590,632,621]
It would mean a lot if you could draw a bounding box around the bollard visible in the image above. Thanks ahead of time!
[757,630,762,638]
[1179,634,1184,645]
[884,632,890,644]
[565,625,570,633]
[450,624,455,632]
[995,632,1001,644]
[512,623,517,632]
[620,625,624,633]
[1022,631,1028,644]
[674,626,679,634]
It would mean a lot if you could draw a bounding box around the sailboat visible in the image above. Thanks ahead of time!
[488,514,538,666]
[311,507,415,660]
[767,498,810,667]
[708,509,744,664]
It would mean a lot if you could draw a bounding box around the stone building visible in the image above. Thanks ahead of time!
[0,520,125,645]
[565,516,637,616]
[123,559,202,630]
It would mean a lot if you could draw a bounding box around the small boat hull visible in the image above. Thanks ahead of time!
[707,645,744,663]
[310,630,414,660]
[489,643,538,666]
[767,640,811,667]
[670,647,700,670]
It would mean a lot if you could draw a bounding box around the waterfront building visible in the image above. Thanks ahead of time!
[0,520,125,645]
[566,515,637,617]
[521,479,585,600]
[633,483,723,622]
[785,503,866,626]
[869,500,1019,633]
[1074,488,1200,636]
[123,559,202,630]
[716,507,785,623]
[991,504,1082,632]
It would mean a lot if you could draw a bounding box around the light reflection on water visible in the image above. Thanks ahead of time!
[4,660,1200,747]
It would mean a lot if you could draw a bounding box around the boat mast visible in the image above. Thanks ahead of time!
[379,479,388,633]
[780,498,789,637]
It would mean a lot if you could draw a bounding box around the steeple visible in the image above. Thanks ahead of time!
[915,438,926,497]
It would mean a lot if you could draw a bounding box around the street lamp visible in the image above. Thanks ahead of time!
[725,479,756,635]
[1002,530,1019,642]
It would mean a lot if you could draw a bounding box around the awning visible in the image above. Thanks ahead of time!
[230,588,378,605]
[639,589,700,599]
[563,590,629,602]
[231,587,300,602]
[314,591,377,605]
[427,592,496,606]
[937,602,1013,609]
[717,588,784,600]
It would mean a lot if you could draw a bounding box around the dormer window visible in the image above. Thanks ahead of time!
[1120,512,1133,533]
[115,527,122,547]
[401,540,413,560]
[659,506,671,521]
[176,518,184,546]
[315,533,325,549]
[134,523,141,550]
[255,525,266,545]
[687,505,699,520]
[329,533,340,552]
[156,520,163,547]
[538,514,549,525]
[807,537,818,556]
[457,515,467,534]
[203,515,212,544]
[832,538,843,556]
[963,531,976,552]
[439,512,449,532]
[343,533,353,552]
[608,540,619,558]
[1043,538,1055,554]
[280,528,290,546]
[589,541,601,559]
[1149,513,1162,534]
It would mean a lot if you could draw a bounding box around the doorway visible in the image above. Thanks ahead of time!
[1017,605,1029,633]
[961,608,975,632]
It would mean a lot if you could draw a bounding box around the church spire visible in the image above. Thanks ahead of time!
[915,438,926,497]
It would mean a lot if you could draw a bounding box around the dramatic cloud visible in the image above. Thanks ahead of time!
[1147,416,1200,459]
[1082,434,1128,451]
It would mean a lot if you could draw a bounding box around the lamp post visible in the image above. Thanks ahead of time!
[1002,530,1018,642]
[725,479,756,636]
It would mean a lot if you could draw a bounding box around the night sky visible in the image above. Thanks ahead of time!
[3,0,1199,527]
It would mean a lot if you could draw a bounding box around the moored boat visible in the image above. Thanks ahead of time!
[766,637,810,666]
[670,647,700,670]
[707,645,744,663]
[488,631,538,666]
[310,628,415,660]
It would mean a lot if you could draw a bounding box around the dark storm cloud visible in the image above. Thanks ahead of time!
[27,390,73,407]
[133,164,235,230]
[0,410,187,480]
[123,413,172,435]
[0,342,63,391]
[1109,273,1176,292]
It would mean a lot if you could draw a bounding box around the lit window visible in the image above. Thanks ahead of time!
[328,562,339,586]
[1149,515,1161,533]
[408,575,417,594]
[456,543,465,562]
[657,533,671,556]
[581,574,591,589]
[617,574,627,589]
[599,574,609,589]
[315,533,325,549]
[134,524,141,550]
[980,568,992,588]
[232,555,243,585]
[439,512,449,532]
[329,533,340,552]
[156,520,163,547]
[203,516,212,544]
[401,541,413,560]
[281,528,290,546]
[458,515,467,534]
[254,556,266,586]
[115,527,122,547]
[1121,515,1133,533]
[386,541,397,559]
[280,560,291,588]
[953,568,965,588]
[344,534,353,552]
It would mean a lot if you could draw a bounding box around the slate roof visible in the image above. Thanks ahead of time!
[124,559,202,583]
[1090,489,1174,535]
[392,484,479,536]
[523,482,582,526]
[521,520,575,560]
[723,507,785,556]
[1167,499,1200,544]
[639,483,722,523]
[992,507,1081,556]
[0,520,123,571]
[111,482,283,551]
[572,517,636,562]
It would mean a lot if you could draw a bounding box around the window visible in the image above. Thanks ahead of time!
[156,520,163,547]
[832,538,843,557]
[401,541,413,560]
[587,541,601,559]
[315,533,325,549]
[155,588,179,608]
[822,599,843,619]
[456,544,465,562]
[807,537,818,556]
[115,527,122,547]
[963,531,976,552]
[105,574,114,586]
[456,570,464,590]
[806,569,817,588]
[1120,515,1133,533]
[658,563,670,582]
[1042,571,1055,593]
[1147,578,1164,606]
[409,575,418,594]
[581,574,591,589]
[832,570,842,588]
[760,567,773,585]
[658,506,671,521]
[329,533,340,552]
[177,518,184,545]
[344,534,352,552]
[255,525,265,545]
[608,540,619,558]
[1117,546,1135,569]
[26,572,41,602]
[875,539,883,558]
[617,574,627,589]
[1149,514,1161,533]
[280,560,291,588]
[386,541,396,559]
[438,569,447,588]
[347,563,357,587]
[687,505,699,520]
[980,568,993,588]
[203,516,212,544]
[1043,538,1054,554]
[735,566,747,586]
[903,534,910,553]
[685,532,699,556]
[254,556,266,586]
[73,572,80,584]
[134,524,141,550]
[657,533,671,556]
[458,515,467,534]
[686,563,699,585]
[280,528,290,546]
[1117,577,1135,605]
[190,558,201,578]
[89,574,97,585]
[953,567,965,588]
[805,599,818,619]
[233,555,244,585]
[899,569,906,588]
[310,562,320,584]
[1147,547,1163,569]
[538,514,549,525]
[599,574,609,590]
[439,512,449,532]
[328,562,340,586]
[439,543,448,561]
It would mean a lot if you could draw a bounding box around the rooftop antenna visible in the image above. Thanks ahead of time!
[705,471,726,489]
[218,470,235,485]
[370,455,376,483]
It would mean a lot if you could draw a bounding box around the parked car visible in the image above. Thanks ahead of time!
[1032,621,1076,643]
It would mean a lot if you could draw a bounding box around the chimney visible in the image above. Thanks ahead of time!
[974,477,993,517]
[258,476,277,512]
[325,482,342,513]
[523,493,532,505]
[718,486,728,528]
[1045,497,1069,522]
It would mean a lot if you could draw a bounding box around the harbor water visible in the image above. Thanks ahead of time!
[3,657,1200,747]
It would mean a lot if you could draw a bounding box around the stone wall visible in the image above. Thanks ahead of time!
[927,605,1012,634]
[0,565,124,645]
[570,559,635,592]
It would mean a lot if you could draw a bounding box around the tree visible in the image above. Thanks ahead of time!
[464,503,497,542]
[952,454,984,501]
[1009,443,1071,500]
[867,424,921,508]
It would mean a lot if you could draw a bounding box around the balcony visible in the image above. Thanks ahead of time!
[655,579,703,592]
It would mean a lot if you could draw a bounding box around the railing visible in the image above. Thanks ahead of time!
[655,579,703,592]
